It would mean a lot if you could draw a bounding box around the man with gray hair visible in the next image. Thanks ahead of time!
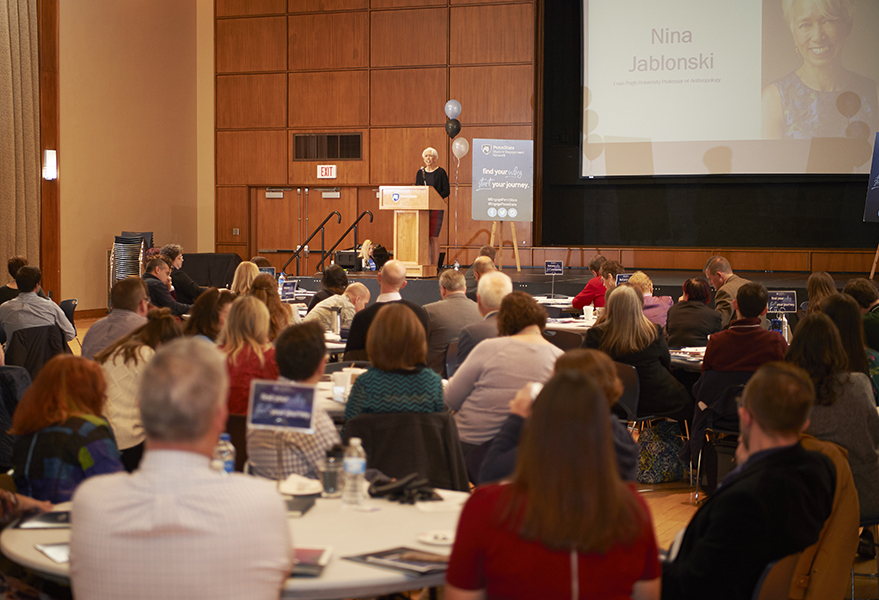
[465,245,497,297]
[70,338,294,600]
[704,255,752,330]
[457,271,514,364]
[423,269,482,375]
[466,256,497,301]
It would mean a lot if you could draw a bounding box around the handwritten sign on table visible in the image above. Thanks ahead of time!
[767,291,797,313]
[248,380,315,433]
[544,260,563,275]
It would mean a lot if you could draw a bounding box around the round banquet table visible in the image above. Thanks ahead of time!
[0,491,468,600]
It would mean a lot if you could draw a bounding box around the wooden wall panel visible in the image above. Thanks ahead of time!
[255,191,300,250]
[369,127,448,185]
[371,0,445,7]
[216,244,249,261]
[620,249,714,271]
[288,13,368,71]
[720,251,810,272]
[216,187,250,244]
[451,0,528,3]
[357,187,395,250]
[217,75,287,129]
[288,71,368,128]
[370,69,446,126]
[217,17,287,73]
[447,125,532,184]
[451,65,534,124]
[289,0,368,12]
[288,129,370,185]
[217,0,286,17]
[451,4,534,65]
[217,131,288,184]
[448,187,532,251]
[370,9,448,68]
[532,248,592,269]
[39,0,61,300]
[810,251,874,273]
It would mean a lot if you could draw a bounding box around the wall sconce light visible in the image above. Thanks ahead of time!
[42,150,57,180]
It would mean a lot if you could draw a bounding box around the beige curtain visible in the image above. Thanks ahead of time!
[0,0,41,274]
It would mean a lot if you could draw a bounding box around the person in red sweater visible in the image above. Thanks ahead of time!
[572,257,624,310]
[702,282,788,372]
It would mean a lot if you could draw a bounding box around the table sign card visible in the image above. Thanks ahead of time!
[615,273,633,286]
[767,291,797,313]
[544,260,563,276]
[248,380,316,434]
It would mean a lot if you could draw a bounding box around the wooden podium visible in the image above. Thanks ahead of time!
[379,185,445,278]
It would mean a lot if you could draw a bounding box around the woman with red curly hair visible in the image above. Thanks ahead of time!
[11,355,123,503]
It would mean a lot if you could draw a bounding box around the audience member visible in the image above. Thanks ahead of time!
[423,270,482,375]
[821,293,879,399]
[344,304,444,422]
[465,256,496,301]
[457,271,513,365]
[0,256,47,306]
[843,278,879,352]
[701,282,788,372]
[247,322,341,480]
[662,362,835,600]
[344,260,429,361]
[230,261,260,296]
[142,258,190,317]
[629,271,673,327]
[161,244,206,305]
[306,264,349,313]
[11,355,123,502]
[598,260,625,298]
[303,282,370,332]
[0,265,75,342]
[572,254,609,310]
[359,239,377,271]
[664,277,722,347]
[464,245,496,298]
[94,308,183,472]
[704,256,751,329]
[249,273,299,341]
[183,287,236,342]
[786,313,879,521]
[250,256,273,268]
[479,348,640,484]
[805,271,837,314]
[446,370,661,600]
[584,285,692,422]
[218,296,279,415]
[71,338,294,599]
[81,276,148,360]
[445,292,563,454]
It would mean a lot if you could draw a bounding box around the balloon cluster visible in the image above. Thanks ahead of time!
[444,100,469,160]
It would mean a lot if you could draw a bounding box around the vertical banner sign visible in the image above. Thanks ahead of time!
[471,139,534,222]
[865,133,879,223]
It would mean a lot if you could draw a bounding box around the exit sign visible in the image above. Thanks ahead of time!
[317,165,337,179]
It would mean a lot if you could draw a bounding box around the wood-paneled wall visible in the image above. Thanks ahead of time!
[215,1,537,267]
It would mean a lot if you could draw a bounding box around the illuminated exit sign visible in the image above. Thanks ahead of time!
[317,165,337,179]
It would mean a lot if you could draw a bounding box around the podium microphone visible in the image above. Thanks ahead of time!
[421,166,426,185]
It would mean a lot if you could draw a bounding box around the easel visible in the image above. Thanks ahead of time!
[489,221,522,272]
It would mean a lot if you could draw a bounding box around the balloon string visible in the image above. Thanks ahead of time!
[455,156,460,261]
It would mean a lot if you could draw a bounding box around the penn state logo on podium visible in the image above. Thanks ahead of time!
[392,193,400,203]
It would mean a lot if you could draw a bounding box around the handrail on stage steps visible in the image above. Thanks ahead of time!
[319,211,374,273]
[278,210,342,276]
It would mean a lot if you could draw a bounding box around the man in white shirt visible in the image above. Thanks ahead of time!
[71,337,294,600]
[0,266,74,343]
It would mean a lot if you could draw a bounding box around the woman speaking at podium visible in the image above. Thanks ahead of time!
[415,147,450,266]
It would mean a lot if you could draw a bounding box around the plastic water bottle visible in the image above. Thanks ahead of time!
[278,271,286,286]
[342,438,367,506]
[211,433,236,474]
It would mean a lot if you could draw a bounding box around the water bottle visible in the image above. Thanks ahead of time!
[278,271,286,286]
[211,433,236,474]
[453,259,460,271]
[342,438,367,506]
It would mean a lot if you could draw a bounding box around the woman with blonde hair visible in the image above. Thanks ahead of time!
[414,146,450,265]
[628,271,673,327]
[11,356,123,502]
[446,370,661,600]
[584,285,692,421]
[344,303,444,422]
[95,308,183,471]
[230,261,259,296]
[218,295,278,415]
[249,273,299,340]
[479,348,641,484]
[359,239,376,271]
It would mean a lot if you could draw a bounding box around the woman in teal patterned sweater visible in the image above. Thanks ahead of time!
[344,303,445,422]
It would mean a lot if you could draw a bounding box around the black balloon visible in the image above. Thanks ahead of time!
[445,119,461,139]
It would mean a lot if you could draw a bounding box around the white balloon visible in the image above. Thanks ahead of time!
[452,138,470,159]
[444,99,462,120]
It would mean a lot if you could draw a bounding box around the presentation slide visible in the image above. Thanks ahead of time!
[581,0,879,177]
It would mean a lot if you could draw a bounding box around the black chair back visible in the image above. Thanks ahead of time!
[60,299,78,335]
[0,366,31,470]
[613,362,640,421]
[445,341,459,378]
